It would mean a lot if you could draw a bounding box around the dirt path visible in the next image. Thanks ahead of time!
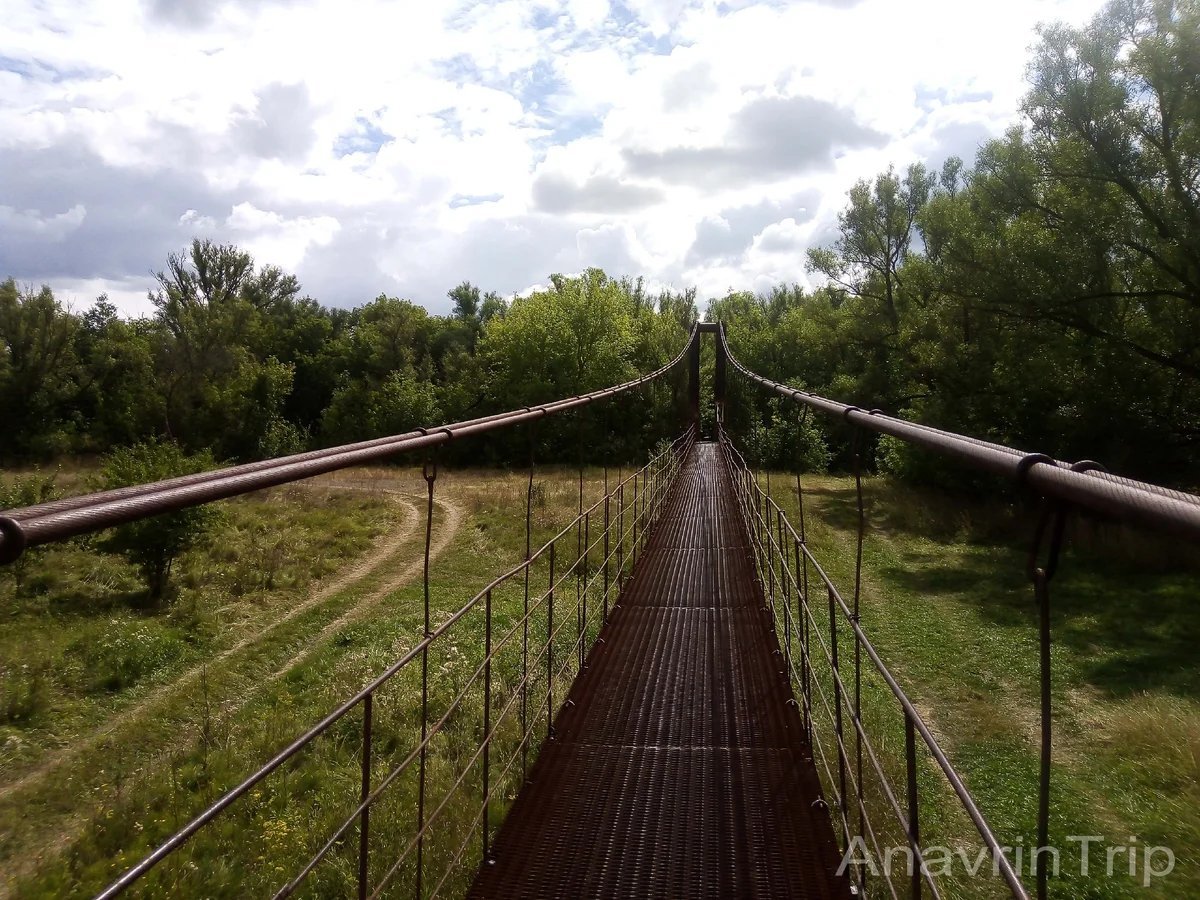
[234,492,463,702]
[1,484,466,898]
[0,491,420,803]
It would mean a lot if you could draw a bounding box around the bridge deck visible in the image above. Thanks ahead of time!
[469,442,850,898]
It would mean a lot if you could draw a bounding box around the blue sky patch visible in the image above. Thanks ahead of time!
[333,116,393,157]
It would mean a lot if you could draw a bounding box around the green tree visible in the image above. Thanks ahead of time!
[319,366,442,445]
[73,297,161,449]
[150,240,300,459]
[0,280,81,458]
[806,164,935,332]
[486,269,637,405]
[97,441,218,602]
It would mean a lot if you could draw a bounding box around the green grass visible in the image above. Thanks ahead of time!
[0,460,655,898]
[7,454,1192,899]
[755,471,1200,899]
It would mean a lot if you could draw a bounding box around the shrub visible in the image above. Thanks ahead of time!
[74,619,184,693]
[97,441,220,602]
[0,662,50,724]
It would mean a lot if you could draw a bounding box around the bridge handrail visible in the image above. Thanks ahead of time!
[0,325,700,564]
[95,426,695,899]
[722,432,1027,898]
[717,324,1200,541]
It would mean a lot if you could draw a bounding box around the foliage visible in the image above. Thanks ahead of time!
[1,254,695,469]
[72,619,186,692]
[1,1,1196,491]
[714,0,1200,487]
[96,441,220,601]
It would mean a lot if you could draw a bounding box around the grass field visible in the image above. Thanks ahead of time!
[1,455,1196,898]
[754,470,1200,899]
[0,460,644,898]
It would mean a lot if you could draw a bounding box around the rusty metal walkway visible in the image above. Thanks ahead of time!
[469,442,850,899]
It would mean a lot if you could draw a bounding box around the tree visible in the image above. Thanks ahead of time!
[485,269,637,405]
[806,164,935,332]
[448,281,484,354]
[320,367,442,445]
[150,240,300,458]
[73,295,161,450]
[0,280,81,457]
[97,441,218,602]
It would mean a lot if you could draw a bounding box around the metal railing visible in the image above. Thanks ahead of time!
[716,325,1200,542]
[716,322,1200,900]
[721,430,1023,899]
[91,427,695,898]
[0,326,699,563]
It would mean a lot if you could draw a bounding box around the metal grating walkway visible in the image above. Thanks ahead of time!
[469,443,850,899]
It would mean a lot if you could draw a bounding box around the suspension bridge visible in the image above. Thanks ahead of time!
[2,323,1198,899]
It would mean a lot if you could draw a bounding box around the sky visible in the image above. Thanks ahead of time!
[1,0,1109,317]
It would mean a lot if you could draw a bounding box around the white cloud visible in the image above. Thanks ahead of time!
[752,218,808,256]
[0,203,86,239]
[0,0,1109,314]
[223,201,340,270]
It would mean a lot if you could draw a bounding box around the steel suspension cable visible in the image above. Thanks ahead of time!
[717,324,1200,539]
[0,325,700,564]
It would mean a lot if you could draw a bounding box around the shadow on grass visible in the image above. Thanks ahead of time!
[805,480,1200,701]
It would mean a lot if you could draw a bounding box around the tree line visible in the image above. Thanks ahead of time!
[717,0,1199,488]
[2,0,1197,490]
[0,259,697,468]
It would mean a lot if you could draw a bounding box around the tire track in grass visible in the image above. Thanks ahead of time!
[236,493,463,701]
[0,492,419,803]
[1,487,464,898]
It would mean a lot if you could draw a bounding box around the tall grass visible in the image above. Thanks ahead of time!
[756,471,1200,899]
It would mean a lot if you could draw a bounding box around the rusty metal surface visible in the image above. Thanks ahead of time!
[469,443,850,899]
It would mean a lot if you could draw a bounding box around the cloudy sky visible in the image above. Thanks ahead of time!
[2,0,1107,317]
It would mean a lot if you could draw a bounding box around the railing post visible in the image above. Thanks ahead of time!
[482,588,493,865]
[906,711,921,899]
[828,585,849,855]
[415,456,437,899]
[714,322,727,425]
[1035,567,1053,900]
[795,452,811,745]
[781,509,791,673]
[522,427,535,779]
[793,537,811,743]
[547,541,556,741]
[765,475,776,625]
[631,474,639,565]
[851,440,867,892]
[617,482,625,591]
[603,480,611,624]
[577,422,585,676]
[641,466,649,551]
[776,503,786,622]
[358,692,373,900]
[581,511,589,669]
[688,325,701,425]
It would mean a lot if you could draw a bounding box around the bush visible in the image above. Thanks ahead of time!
[876,434,995,495]
[97,441,220,602]
[0,469,60,592]
[0,662,50,724]
[73,619,184,692]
